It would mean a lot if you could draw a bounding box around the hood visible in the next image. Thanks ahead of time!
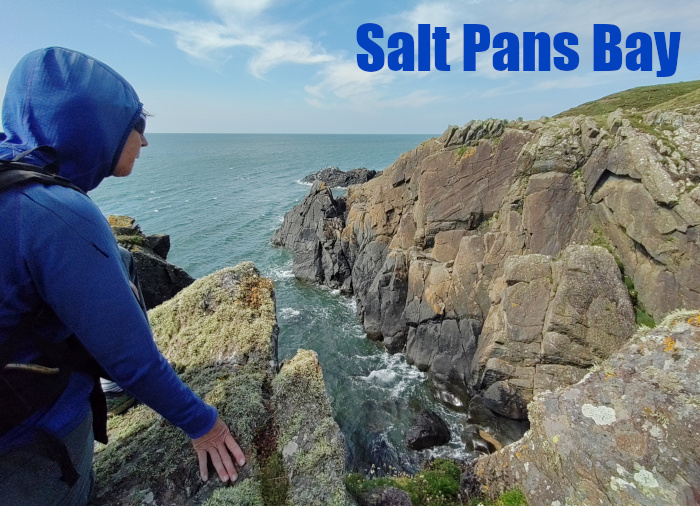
[0,47,142,192]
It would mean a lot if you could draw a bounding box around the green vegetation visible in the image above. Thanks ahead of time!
[590,227,655,328]
[468,489,529,506]
[259,451,288,506]
[557,80,700,117]
[345,460,529,506]
[115,233,146,248]
[345,459,462,506]
[204,479,265,506]
[456,145,476,160]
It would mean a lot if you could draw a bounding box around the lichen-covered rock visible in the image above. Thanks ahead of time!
[93,263,348,505]
[108,215,194,309]
[357,486,412,506]
[272,349,353,506]
[473,310,700,505]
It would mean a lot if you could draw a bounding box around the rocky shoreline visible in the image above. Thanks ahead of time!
[273,84,700,503]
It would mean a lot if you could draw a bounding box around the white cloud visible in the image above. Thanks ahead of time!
[127,0,329,74]
[126,0,700,113]
[130,31,154,46]
[249,40,334,78]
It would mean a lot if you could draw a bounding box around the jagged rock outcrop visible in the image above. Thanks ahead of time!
[271,182,352,292]
[273,97,700,420]
[302,166,378,187]
[473,311,700,506]
[405,410,450,451]
[93,262,351,505]
[108,215,194,309]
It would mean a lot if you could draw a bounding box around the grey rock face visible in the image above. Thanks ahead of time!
[145,234,170,259]
[302,166,378,187]
[405,410,451,451]
[271,181,351,290]
[273,100,700,425]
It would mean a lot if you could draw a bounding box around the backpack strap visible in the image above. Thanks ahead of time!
[0,159,85,195]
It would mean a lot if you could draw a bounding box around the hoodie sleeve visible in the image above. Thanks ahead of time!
[19,186,217,439]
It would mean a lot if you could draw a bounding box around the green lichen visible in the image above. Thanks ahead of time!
[272,350,350,505]
[658,308,700,329]
[149,264,276,370]
[203,479,265,506]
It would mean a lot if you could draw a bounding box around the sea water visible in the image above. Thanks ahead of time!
[91,133,471,473]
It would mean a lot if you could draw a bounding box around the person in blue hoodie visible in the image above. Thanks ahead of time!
[0,47,246,505]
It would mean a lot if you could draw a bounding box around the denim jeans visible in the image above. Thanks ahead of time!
[0,412,94,505]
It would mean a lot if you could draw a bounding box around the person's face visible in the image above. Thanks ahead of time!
[113,129,148,177]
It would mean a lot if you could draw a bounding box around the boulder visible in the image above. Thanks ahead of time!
[358,487,413,506]
[302,166,378,187]
[146,234,170,259]
[405,410,451,451]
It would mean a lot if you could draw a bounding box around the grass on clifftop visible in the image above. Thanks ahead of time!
[557,80,700,117]
[345,459,528,506]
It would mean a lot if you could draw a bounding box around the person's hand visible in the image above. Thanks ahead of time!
[191,417,246,482]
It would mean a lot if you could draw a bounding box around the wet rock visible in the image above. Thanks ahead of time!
[145,234,170,259]
[406,410,451,450]
[271,181,351,289]
[302,166,378,187]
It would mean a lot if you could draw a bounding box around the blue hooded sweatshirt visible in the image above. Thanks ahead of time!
[0,47,216,452]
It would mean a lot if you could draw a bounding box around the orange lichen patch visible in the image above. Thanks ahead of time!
[688,315,700,327]
[458,146,477,160]
[663,336,679,353]
[238,277,275,310]
[605,372,616,381]
[107,215,135,228]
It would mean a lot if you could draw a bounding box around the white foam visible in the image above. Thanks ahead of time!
[356,352,427,399]
[280,307,301,319]
[265,260,294,281]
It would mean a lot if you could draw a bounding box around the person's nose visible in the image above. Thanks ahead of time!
[140,134,148,147]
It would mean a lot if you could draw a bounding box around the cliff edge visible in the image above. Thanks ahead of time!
[92,261,351,505]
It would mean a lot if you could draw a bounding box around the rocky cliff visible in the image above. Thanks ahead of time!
[272,83,700,425]
[92,262,351,505]
[108,215,194,309]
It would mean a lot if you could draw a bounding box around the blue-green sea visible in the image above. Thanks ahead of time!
[91,133,470,473]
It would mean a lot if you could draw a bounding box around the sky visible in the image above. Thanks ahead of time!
[1,0,699,134]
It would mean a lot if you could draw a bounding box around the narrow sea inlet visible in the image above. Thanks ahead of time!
[91,133,469,473]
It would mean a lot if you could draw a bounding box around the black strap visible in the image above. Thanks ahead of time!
[0,159,85,195]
